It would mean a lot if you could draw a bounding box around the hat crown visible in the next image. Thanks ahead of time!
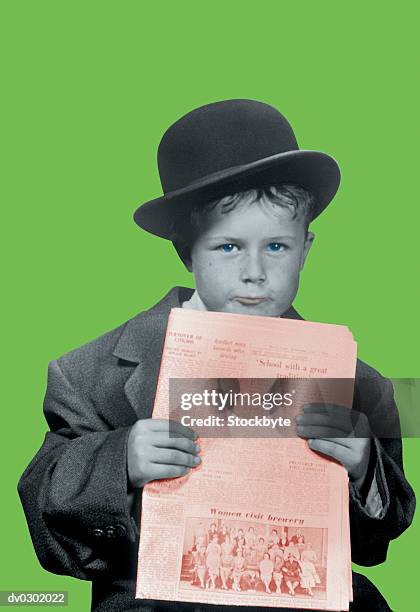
[158,99,299,193]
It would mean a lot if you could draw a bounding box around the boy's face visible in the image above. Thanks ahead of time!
[186,196,314,317]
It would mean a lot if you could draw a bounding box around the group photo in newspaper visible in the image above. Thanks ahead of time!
[181,519,324,598]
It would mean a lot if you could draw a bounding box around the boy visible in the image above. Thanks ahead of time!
[18,100,415,611]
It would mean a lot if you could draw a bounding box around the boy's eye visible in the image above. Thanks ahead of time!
[268,243,286,252]
[218,243,237,252]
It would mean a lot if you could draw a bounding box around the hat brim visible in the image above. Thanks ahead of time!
[133,150,340,239]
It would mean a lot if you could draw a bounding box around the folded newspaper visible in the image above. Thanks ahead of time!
[136,308,357,610]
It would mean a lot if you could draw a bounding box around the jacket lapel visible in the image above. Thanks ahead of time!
[112,286,194,420]
[111,286,302,422]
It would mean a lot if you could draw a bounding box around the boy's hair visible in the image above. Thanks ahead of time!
[170,184,315,267]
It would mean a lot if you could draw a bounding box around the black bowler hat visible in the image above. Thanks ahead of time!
[133,99,341,239]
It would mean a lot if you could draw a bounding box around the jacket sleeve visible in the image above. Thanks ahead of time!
[349,375,416,566]
[18,359,138,580]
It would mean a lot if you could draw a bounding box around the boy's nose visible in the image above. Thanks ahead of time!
[240,254,266,283]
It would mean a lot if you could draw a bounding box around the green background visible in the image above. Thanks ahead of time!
[2,1,418,610]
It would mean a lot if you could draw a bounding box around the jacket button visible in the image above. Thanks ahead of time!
[115,524,127,538]
[92,528,104,539]
[105,526,116,539]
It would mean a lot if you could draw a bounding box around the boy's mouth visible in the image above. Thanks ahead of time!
[235,297,268,305]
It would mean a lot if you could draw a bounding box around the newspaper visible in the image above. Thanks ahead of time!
[136,308,356,610]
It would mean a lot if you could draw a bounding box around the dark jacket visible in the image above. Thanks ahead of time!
[18,286,416,611]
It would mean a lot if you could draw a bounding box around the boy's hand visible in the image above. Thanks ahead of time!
[127,418,201,488]
[296,405,372,489]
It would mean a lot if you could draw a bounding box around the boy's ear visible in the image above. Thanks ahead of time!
[300,231,315,270]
